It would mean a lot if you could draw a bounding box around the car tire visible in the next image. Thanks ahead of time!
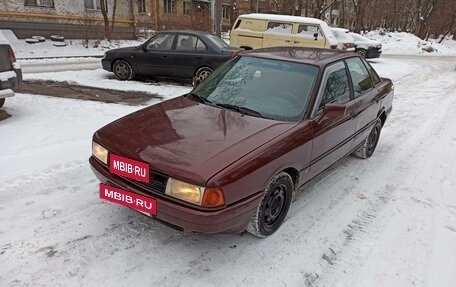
[113,60,134,81]
[353,120,382,159]
[246,172,294,238]
[194,66,213,82]
[356,49,368,58]
[0,98,4,108]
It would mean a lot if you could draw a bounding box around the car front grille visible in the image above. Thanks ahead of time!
[124,170,168,195]
[104,153,168,195]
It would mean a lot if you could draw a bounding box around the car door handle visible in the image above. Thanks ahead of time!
[162,55,168,58]
[295,41,300,44]
[285,40,291,43]
[196,56,202,59]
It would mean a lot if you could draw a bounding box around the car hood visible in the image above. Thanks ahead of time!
[94,96,297,185]
[107,46,141,54]
[355,38,381,46]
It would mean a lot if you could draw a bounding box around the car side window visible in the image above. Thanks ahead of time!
[196,39,207,51]
[345,57,374,97]
[362,58,381,85]
[297,25,323,38]
[146,33,174,50]
[317,62,351,111]
[266,22,293,33]
[176,35,200,51]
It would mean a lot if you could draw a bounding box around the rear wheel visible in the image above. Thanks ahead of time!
[194,66,213,82]
[246,172,293,238]
[113,60,134,81]
[353,120,382,159]
[0,98,4,108]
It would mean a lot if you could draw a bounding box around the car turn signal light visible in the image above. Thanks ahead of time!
[202,188,225,207]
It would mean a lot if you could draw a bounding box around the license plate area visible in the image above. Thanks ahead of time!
[100,183,157,216]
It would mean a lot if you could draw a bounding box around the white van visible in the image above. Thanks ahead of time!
[230,14,338,50]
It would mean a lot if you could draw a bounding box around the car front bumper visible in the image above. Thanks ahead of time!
[101,58,112,72]
[367,47,382,58]
[89,156,263,234]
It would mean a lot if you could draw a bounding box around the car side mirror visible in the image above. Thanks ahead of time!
[313,33,318,40]
[324,103,346,118]
[192,77,201,87]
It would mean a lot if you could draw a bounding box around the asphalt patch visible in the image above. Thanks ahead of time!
[17,80,163,105]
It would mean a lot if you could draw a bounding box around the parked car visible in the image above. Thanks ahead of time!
[0,31,22,108]
[330,27,356,51]
[349,32,383,58]
[229,13,338,50]
[102,30,241,81]
[90,47,394,237]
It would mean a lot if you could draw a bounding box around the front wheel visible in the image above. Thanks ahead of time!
[113,60,134,81]
[356,49,368,58]
[194,66,213,82]
[353,120,382,159]
[246,172,293,238]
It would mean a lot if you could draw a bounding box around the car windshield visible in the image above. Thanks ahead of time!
[207,34,229,49]
[191,56,319,121]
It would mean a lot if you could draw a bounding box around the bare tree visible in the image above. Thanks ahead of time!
[100,0,110,39]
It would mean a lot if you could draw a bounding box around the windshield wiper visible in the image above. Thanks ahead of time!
[186,93,214,105]
[215,103,267,119]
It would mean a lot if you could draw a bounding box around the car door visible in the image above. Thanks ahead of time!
[262,21,294,47]
[171,34,209,78]
[136,32,176,77]
[344,57,380,148]
[292,24,326,48]
[307,61,358,179]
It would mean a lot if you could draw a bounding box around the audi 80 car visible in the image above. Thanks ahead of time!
[90,47,394,237]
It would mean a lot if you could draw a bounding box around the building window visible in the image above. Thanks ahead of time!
[84,0,102,10]
[24,0,54,7]
[222,5,229,19]
[164,0,176,13]
[138,0,146,13]
[183,1,191,15]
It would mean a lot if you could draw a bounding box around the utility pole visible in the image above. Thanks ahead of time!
[215,0,222,36]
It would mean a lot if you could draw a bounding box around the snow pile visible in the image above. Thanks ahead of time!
[11,38,144,59]
[364,30,456,55]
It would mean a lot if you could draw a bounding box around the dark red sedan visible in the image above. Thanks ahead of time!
[90,47,394,237]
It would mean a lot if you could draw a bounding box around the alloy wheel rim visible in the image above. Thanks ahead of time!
[115,63,129,78]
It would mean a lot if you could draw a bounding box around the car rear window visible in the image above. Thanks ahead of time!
[192,56,319,121]
[207,34,229,49]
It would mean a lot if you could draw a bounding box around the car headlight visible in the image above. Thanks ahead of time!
[92,141,108,164]
[165,178,225,207]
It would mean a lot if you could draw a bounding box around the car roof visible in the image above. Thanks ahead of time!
[331,27,350,32]
[241,47,357,67]
[239,13,326,25]
[158,30,215,37]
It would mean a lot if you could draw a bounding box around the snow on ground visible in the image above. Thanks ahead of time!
[11,38,143,59]
[23,69,192,101]
[364,30,456,55]
[1,56,456,287]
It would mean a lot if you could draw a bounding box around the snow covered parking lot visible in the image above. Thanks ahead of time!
[1,56,456,287]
